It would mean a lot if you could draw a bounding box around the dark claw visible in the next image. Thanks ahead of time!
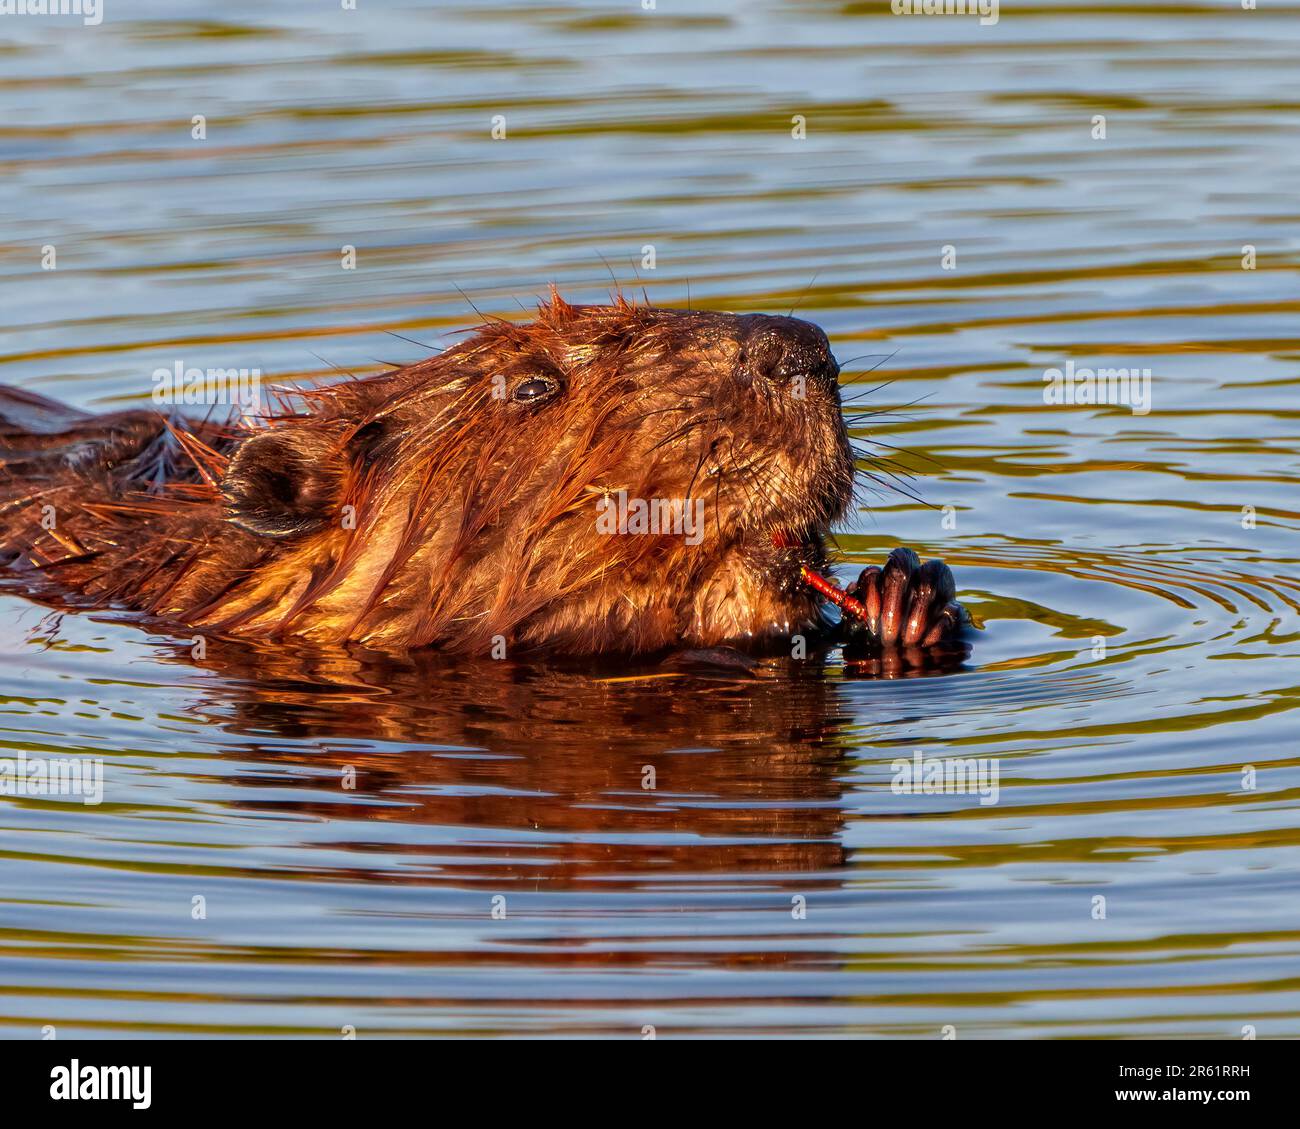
[845,565,882,634]
[902,559,956,646]
[921,602,966,647]
[879,547,920,645]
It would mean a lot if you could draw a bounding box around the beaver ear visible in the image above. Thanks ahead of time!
[220,428,350,538]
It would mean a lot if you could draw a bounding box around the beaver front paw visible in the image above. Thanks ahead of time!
[841,547,968,649]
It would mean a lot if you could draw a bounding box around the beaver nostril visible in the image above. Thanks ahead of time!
[736,313,835,389]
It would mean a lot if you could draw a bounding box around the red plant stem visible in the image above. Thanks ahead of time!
[799,565,868,622]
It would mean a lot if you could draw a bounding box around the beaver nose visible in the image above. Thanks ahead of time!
[735,314,838,392]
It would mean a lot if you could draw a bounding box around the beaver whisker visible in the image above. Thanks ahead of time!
[837,352,900,382]
[684,445,713,503]
[645,414,727,458]
[854,464,931,508]
[384,330,441,353]
[852,443,920,479]
[850,435,941,469]
[718,434,810,540]
[616,395,713,432]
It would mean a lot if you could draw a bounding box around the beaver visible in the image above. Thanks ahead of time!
[0,294,966,659]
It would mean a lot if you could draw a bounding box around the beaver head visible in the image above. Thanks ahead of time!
[206,295,857,654]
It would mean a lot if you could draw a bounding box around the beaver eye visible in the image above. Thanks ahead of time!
[512,377,561,405]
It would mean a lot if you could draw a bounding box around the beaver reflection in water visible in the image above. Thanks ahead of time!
[0,295,966,664]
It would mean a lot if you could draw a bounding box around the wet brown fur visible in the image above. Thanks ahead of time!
[0,294,856,656]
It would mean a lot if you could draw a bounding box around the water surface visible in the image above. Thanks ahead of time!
[1,0,1298,1037]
